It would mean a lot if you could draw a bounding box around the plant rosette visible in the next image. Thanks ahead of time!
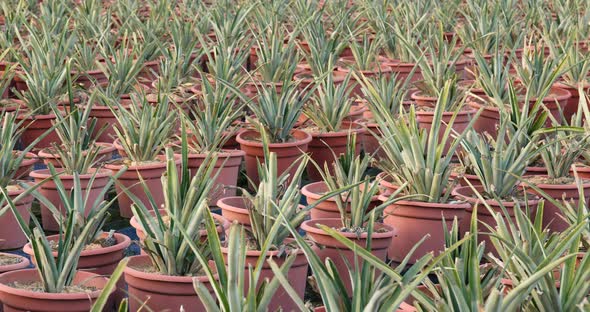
[0,269,109,312]
[29,168,113,231]
[379,197,469,264]
[237,129,312,187]
[301,218,394,295]
[303,122,365,181]
[38,142,116,168]
[452,185,540,256]
[181,149,245,206]
[219,241,309,312]
[124,255,217,312]
[302,181,379,220]
[105,156,179,219]
[520,176,590,233]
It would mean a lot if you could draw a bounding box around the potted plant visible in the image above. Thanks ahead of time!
[231,80,314,187]
[513,44,569,126]
[301,74,364,181]
[0,182,114,311]
[29,102,113,231]
[373,84,473,263]
[521,130,590,232]
[104,92,177,218]
[0,111,41,249]
[301,135,403,294]
[13,23,74,149]
[124,148,229,311]
[181,78,245,205]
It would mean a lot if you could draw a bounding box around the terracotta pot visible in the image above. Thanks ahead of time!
[414,105,473,158]
[305,122,364,181]
[72,70,108,89]
[315,302,414,312]
[522,177,590,232]
[14,152,38,181]
[302,181,379,220]
[301,218,393,294]
[335,59,393,96]
[237,130,311,187]
[380,59,423,84]
[130,210,229,243]
[0,269,109,312]
[38,142,115,168]
[553,82,590,123]
[574,165,590,179]
[377,172,400,197]
[0,187,33,250]
[105,157,172,218]
[138,59,161,86]
[242,81,283,100]
[15,113,59,149]
[380,198,468,263]
[29,168,112,231]
[362,122,385,159]
[467,101,501,138]
[453,186,539,255]
[525,166,548,176]
[0,253,29,273]
[125,255,216,312]
[182,149,244,205]
[219,244,309,312]
[525,87,571,126]
[88,95,132,143]
[217,196,251,226]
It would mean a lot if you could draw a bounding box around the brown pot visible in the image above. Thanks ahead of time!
[522,177,590,232]
[124,255,216,312]
[72,69,108,89]
[453,186,539,255]
[467,101,501,138]
[217,196,251,226]
[380,198,468,263]
[414,105,473,158]
[88,95,132,143]
[553,82,590,123]
[302,181,379,220]
[182,149,245,206]
[37,142,115,168]
[0,253,29,273]
[306,122,364,181]
[219,244,308,312]
[29,168,112,231]
[362,122,385,159]
[15,113,59,149]
[0,269,109,312]
[526,87,571,126]
[138,59,161,86]
[0,186,33,250]
[237,130,311,187]
[377,172,400,197]
[301,218,393,295]
[105,157,172,218]
[14,152,38,181]
[525,166,548,176]
[380,59,423,84]
[130,210,229,243]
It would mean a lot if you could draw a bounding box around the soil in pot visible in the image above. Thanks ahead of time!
[125,255,216,312]
[29,168,112,231]
[380,198,468,263]
[220,242,309,312]
[301,218,394,295]
[237,130,311,188]
[105,157,174,219]
[0,253,30,274]
[0,185,33,250]
[0,269,110,312]
[453,186,539,256]
[522,176,590,233]
[303,122,364,181]
[302,181,379,220]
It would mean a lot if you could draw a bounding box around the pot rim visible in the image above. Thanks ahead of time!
[29,167,113,180]
[0,253,30,272]
[236,129,312,147]
[24,233,131,258]
[124,255,214,283]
